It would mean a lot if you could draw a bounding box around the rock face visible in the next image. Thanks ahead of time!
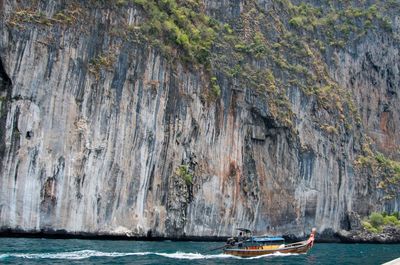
[0,0,399,239]
[337,212,400,243]
[338,228,400,243]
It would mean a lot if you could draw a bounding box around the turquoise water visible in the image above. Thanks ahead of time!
[0,238,399,264]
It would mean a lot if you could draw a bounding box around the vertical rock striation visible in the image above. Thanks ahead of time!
[0,0,399,239]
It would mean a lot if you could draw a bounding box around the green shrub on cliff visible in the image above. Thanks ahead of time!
[369,212,384,227]
[355,151,400,198]
[176,165,193,185]
[210,77,221,98]
[88,53,116,80]
[363,212,400,233]
[289,16,305,28]
[133,0,218,64]
[383,215,400,226]
[362,221,380,233]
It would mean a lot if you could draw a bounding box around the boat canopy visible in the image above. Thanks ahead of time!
[250,236,285,242]
[236,228,252,234]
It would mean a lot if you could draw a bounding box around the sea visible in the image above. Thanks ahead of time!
[0,238,399,265]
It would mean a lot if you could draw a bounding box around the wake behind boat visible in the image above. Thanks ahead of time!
[223,228,316,258]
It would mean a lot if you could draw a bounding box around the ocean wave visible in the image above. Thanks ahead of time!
[157,252,232,260]
[0,250,150,260]
[0,250,299,260]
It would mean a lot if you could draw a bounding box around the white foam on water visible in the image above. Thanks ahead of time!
[1,250,151,260]
[156,252,232,260]
[0,250,300,260]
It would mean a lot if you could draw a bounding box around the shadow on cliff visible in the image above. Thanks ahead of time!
[0,57,12,173]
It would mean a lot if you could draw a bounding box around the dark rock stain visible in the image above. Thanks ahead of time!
[111,43,129,107]
[0,57,12,174]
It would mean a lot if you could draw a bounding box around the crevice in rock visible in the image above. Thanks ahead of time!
[0,58,12,95]
[26,131,33,140]
[0,58,11,93]
[0,57,12,173]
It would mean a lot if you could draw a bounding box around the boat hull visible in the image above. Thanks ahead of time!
[223,241,312,257]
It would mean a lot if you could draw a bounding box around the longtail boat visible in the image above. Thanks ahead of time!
[223,228,316,258]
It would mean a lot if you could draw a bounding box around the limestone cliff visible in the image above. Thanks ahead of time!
[0,0,399,240]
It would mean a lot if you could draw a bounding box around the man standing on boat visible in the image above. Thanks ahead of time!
[307,228,317,247]
[238,232,243,242]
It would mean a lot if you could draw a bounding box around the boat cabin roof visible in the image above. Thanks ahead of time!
[236,228,252,234]
[250,236,285,242]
